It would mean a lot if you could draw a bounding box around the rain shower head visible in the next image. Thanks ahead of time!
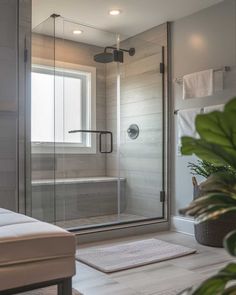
[94,46,135,63]
[94,52,114,63]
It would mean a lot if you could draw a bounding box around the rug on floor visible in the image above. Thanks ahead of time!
[18,286,81,295]
[76,238,197,273]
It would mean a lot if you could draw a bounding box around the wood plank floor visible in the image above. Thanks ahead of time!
[73,231,232,295]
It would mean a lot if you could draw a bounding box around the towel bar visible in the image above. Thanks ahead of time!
[174,66,230,84]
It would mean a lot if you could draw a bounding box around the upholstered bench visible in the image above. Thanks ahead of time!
[0,208,76,295]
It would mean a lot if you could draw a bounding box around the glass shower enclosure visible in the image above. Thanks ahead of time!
[29,15,166,230]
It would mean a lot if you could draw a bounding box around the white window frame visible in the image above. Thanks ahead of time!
[31,61,96,154]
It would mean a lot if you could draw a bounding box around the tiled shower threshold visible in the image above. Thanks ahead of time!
[56,213,147,229]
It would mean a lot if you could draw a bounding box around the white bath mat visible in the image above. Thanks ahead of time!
[76,238,196,273]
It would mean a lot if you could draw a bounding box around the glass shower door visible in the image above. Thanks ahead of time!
[108,36,165,223]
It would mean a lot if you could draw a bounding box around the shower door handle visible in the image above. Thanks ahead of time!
[68,130,113,154]
[99,131,113,154]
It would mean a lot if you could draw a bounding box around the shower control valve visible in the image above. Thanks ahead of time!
[127,124,139,140]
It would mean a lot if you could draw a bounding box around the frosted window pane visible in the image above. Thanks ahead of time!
[31,72,54,142]
[55,75,64,143]
[31,72,83,144]
[64,76,82,143]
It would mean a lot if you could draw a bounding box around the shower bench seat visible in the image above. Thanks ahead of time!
[32,176,126,185]
[31,176,126,223]
[0,208,76,295]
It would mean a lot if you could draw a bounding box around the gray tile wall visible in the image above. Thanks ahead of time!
[0,0,18,211]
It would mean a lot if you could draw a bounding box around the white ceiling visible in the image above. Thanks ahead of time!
[32,0,223,43]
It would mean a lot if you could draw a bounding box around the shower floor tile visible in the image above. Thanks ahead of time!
[56,213,146,229]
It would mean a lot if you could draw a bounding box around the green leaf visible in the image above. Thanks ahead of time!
[225,97,236,113]
[181,97,236,170]
[181,137,236,169]
[180,171,236,223]
[192,276,227,294]
[195,207,236,223]
[179,190,236,223]
[199,173,236,195]
[224,231,236,257]
[196,111,233,147]
[196,98,236,152]
[177,263,236,295]
[195,111,236,149]
[192,264,236,294]
[188,160,236,179]
[219,263,236,276]
[221,285,236,295]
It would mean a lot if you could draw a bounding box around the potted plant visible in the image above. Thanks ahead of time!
[188,160,236,247]
[178,97,236,294]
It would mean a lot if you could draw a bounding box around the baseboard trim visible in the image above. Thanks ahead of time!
[171,215,194,236]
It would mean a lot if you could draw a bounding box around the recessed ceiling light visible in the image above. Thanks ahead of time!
[73,29,83,35]
[109,9,121,16]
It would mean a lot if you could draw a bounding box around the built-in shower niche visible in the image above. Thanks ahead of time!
[30,15,166,230]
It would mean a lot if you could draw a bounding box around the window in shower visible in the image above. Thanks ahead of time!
[31,65,96,154]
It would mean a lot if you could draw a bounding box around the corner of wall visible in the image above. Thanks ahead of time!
[171,215,194,236]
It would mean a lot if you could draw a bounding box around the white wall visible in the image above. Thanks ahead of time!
[171,0,236,222]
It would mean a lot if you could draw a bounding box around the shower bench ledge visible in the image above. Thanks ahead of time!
[32,176,126,186]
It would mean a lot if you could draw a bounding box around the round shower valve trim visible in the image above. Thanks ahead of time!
[127,124,139,140]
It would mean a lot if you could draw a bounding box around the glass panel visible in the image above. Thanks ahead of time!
[53,18,121,229]
[30,17,56,223]
[118,36,164,222]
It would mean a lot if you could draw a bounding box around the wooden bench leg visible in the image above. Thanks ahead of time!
[58,278,72,295]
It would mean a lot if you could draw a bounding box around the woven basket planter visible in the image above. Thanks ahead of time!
[194,212,236,247]
[193,176,236,247]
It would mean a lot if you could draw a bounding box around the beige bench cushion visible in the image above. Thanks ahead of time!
[0,209,76,267]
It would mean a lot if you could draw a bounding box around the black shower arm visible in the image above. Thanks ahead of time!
[104,46,131,53]
[68,129,113,154]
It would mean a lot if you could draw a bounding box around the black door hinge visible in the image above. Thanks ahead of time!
[160,191,165,202]
[24,48,28,63]
[160,62,165,74]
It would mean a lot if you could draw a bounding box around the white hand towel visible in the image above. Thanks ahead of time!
[183,69,213,99]
[177,108,202,155]
[204,104,224,113]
